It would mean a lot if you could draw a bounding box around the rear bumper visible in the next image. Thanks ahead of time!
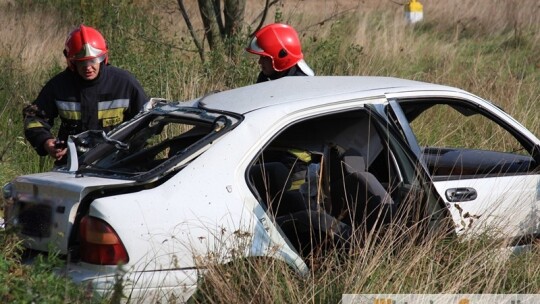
[66,263,202,303]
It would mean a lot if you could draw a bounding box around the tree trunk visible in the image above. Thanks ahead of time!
[197,0,223,50]
[224,0,246,37]
[177,0,205,62]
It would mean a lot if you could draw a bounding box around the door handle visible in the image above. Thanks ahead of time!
[445,187,477,202]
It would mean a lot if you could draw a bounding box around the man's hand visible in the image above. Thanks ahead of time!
[43,138,67,160]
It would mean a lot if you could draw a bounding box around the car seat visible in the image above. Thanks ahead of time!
[326,144,396,231]
[250,161,351,257]
[249,162,305,216]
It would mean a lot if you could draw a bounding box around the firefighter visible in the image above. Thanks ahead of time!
[23,24,148,165]
[245,23,316,202]
[246,23,314,83]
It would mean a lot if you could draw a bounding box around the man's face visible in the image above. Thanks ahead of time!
[74,59,101,80]
[258,56,275,76]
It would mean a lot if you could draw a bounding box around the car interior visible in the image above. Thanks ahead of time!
[248,109,420,258]
[396,100,539,180]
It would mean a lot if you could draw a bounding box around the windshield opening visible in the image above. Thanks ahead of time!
[73,107,240,180]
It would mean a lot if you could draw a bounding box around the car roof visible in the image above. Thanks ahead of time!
[198,76,461,114]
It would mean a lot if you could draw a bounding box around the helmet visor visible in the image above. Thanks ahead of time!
[247,37,266,54]
[72,54,106,68]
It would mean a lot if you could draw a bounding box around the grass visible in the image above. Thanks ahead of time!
[0,0,539,302]
[190,225,540,303]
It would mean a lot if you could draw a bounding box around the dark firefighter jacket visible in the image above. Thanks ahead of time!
[256,64,310,83]
[23,64,148,156]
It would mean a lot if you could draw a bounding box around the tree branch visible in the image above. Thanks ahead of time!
[197,0,223,51]
[213,0,225,36]
[300,5,359,31]
[224,0,246,37]
[250,0,281,36]
[177,0,205,62]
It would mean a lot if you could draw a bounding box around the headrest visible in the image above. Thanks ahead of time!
[342,155,366,173]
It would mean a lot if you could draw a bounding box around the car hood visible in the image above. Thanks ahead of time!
[6,171,135,254]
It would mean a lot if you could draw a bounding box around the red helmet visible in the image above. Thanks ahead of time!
[246,23,303,72]
[64,25,108,70]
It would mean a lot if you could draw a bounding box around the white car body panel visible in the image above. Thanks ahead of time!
[433,175,540,236]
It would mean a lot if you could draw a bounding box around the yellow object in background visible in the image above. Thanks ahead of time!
[405,0,423,24]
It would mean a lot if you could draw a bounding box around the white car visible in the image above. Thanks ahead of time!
[3,76,540,302]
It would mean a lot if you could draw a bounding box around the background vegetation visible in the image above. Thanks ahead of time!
[1,0,539,302]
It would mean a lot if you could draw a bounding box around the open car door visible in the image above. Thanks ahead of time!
[386,93,540,244]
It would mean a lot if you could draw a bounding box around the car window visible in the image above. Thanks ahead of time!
[97,119,205,171]
[247,108,445,259]
[76,108,239,180]
[398,100,537,180]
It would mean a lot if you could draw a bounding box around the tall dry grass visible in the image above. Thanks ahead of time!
[3,0,539,71]
[2,0,538,88]
[425,0,540,39]
[0,3,69,72]
[191,216,540,303]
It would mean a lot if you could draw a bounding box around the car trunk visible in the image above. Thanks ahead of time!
[6,171,134,254]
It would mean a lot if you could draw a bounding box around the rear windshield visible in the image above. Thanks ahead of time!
[73,105,240,181]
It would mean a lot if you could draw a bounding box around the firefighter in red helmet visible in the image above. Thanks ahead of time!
[23,25,148,165]
[246,23,314,83]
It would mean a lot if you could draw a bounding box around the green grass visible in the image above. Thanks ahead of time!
[1,0,539,302]
[0,228,106,303]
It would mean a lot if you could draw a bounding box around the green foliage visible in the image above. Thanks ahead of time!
[0,230,104,303]
[0,57,54,180]
[306,16,366,76]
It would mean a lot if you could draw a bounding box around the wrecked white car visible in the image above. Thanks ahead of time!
[3,76,540,301]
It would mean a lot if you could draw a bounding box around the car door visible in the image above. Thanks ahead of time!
[385,93,540,242]
[246,104,449,259]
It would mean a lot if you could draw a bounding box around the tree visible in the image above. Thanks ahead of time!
[177,0,279,62]
[177,0,351,63]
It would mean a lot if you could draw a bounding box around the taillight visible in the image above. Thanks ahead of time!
[79,216,129,265]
